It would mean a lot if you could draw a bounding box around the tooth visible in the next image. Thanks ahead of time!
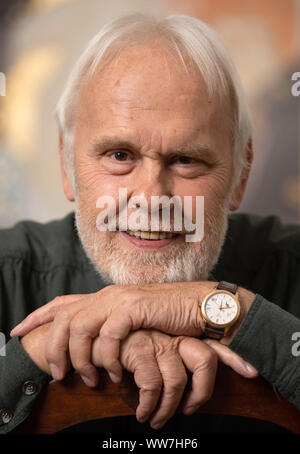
[127,230,178,240]
[150,232,160,240]
[140,231,150,239]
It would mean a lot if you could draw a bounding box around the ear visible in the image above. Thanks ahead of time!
[58,132,75,202]
[229,139,253,211]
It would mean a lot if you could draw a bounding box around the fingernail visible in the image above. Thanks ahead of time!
[108,371,121,383]
[245,362,257,374]
[137,412,148,423]
[151,421,164,430]
[10,323,22,336]
[81,375,96,387]
[183,405,198,415]
[49,363,64,380]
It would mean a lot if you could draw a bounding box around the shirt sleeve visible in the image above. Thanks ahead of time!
[0,336,51,433]
[229,293,300,410]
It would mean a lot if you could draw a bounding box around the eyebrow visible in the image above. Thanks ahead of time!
[88,137,140,154]
[168,145,217,161]
[88,136,216,160]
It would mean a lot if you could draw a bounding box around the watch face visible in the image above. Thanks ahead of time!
[203,292,239,326]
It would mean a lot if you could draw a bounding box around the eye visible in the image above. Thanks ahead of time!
[176,156,196,164]
[108,151,131,161]
[172,155,204,166]
[170,154,211,178]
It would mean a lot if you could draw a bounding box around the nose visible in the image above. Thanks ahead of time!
[125,157,177,231]
[132,157,172,203]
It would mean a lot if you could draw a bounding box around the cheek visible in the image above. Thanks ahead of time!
[75,161,129,232]
[201,175,231,206]
[176,171,231,219]
[75,158,118,199]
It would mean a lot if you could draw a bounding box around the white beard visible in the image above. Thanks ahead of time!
[74,193,229,285]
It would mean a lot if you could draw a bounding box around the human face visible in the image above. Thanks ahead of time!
[70,44,235,284]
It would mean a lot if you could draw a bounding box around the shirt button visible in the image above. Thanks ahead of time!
[22,381,38,396]
[0,409,13,424]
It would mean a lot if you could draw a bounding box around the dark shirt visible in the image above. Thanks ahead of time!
[0,211,300,433]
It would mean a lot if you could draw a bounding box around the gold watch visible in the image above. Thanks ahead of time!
[200,281,241,340]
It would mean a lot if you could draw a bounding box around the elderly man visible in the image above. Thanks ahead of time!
[1,13,300,434]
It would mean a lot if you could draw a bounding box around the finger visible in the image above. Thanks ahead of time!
[68,311,102,387]
[45,310,73,381]
[149,344,187,429]
[93,331,164,422]
[92,332,162,418]
[99,310,134,382]
[122,344,163,423]
[10,294,88,337]
[135,362,163,424]
[202,339,258,378]
[97,298,202,382]
[178,337,218,414]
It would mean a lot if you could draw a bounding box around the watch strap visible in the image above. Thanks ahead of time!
[216,281,237,294]
[203,325,225,340]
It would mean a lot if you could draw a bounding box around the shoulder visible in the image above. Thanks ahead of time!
[0,212,88,271]
[228,212,300,253]
[222,212,300,271]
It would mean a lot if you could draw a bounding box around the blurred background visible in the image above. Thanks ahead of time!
[0,0,299,227]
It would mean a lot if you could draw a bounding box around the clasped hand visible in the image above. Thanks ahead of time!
[11,282,258,429]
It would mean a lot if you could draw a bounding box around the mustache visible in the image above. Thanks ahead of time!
[95,194,201,233]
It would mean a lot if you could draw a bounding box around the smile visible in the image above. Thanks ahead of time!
[126,230,180,240]
[120,230,182,248]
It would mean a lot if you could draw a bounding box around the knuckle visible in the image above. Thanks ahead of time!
[121,335,153,371]
[100,323,118,340]
[127,295,140,308]
[29,310,46,327]
[71,357,85,370]
[201,348,218,368]
[130,351,154,371]
[45,346,57,364]
[100,284,122,300]
[99,284,113,294]
[45,340,66,364]
[132,334,152,352]
[53,295,65,307]
[172,335,187,346]
[140,377,163,393]
[69,317,87,336]
[151,331,169,345]
[55,308,71,323]
[165,375,187,394]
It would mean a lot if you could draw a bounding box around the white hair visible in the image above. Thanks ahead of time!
[56,13,252,189]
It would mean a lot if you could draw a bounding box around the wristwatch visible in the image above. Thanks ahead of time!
[200,281,241,340]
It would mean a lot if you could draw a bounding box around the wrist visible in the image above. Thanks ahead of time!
[20,323,52,375]
[220,287,255,346]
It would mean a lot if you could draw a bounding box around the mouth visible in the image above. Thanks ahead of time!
[126,230,180,240]
[120,230,182,248]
